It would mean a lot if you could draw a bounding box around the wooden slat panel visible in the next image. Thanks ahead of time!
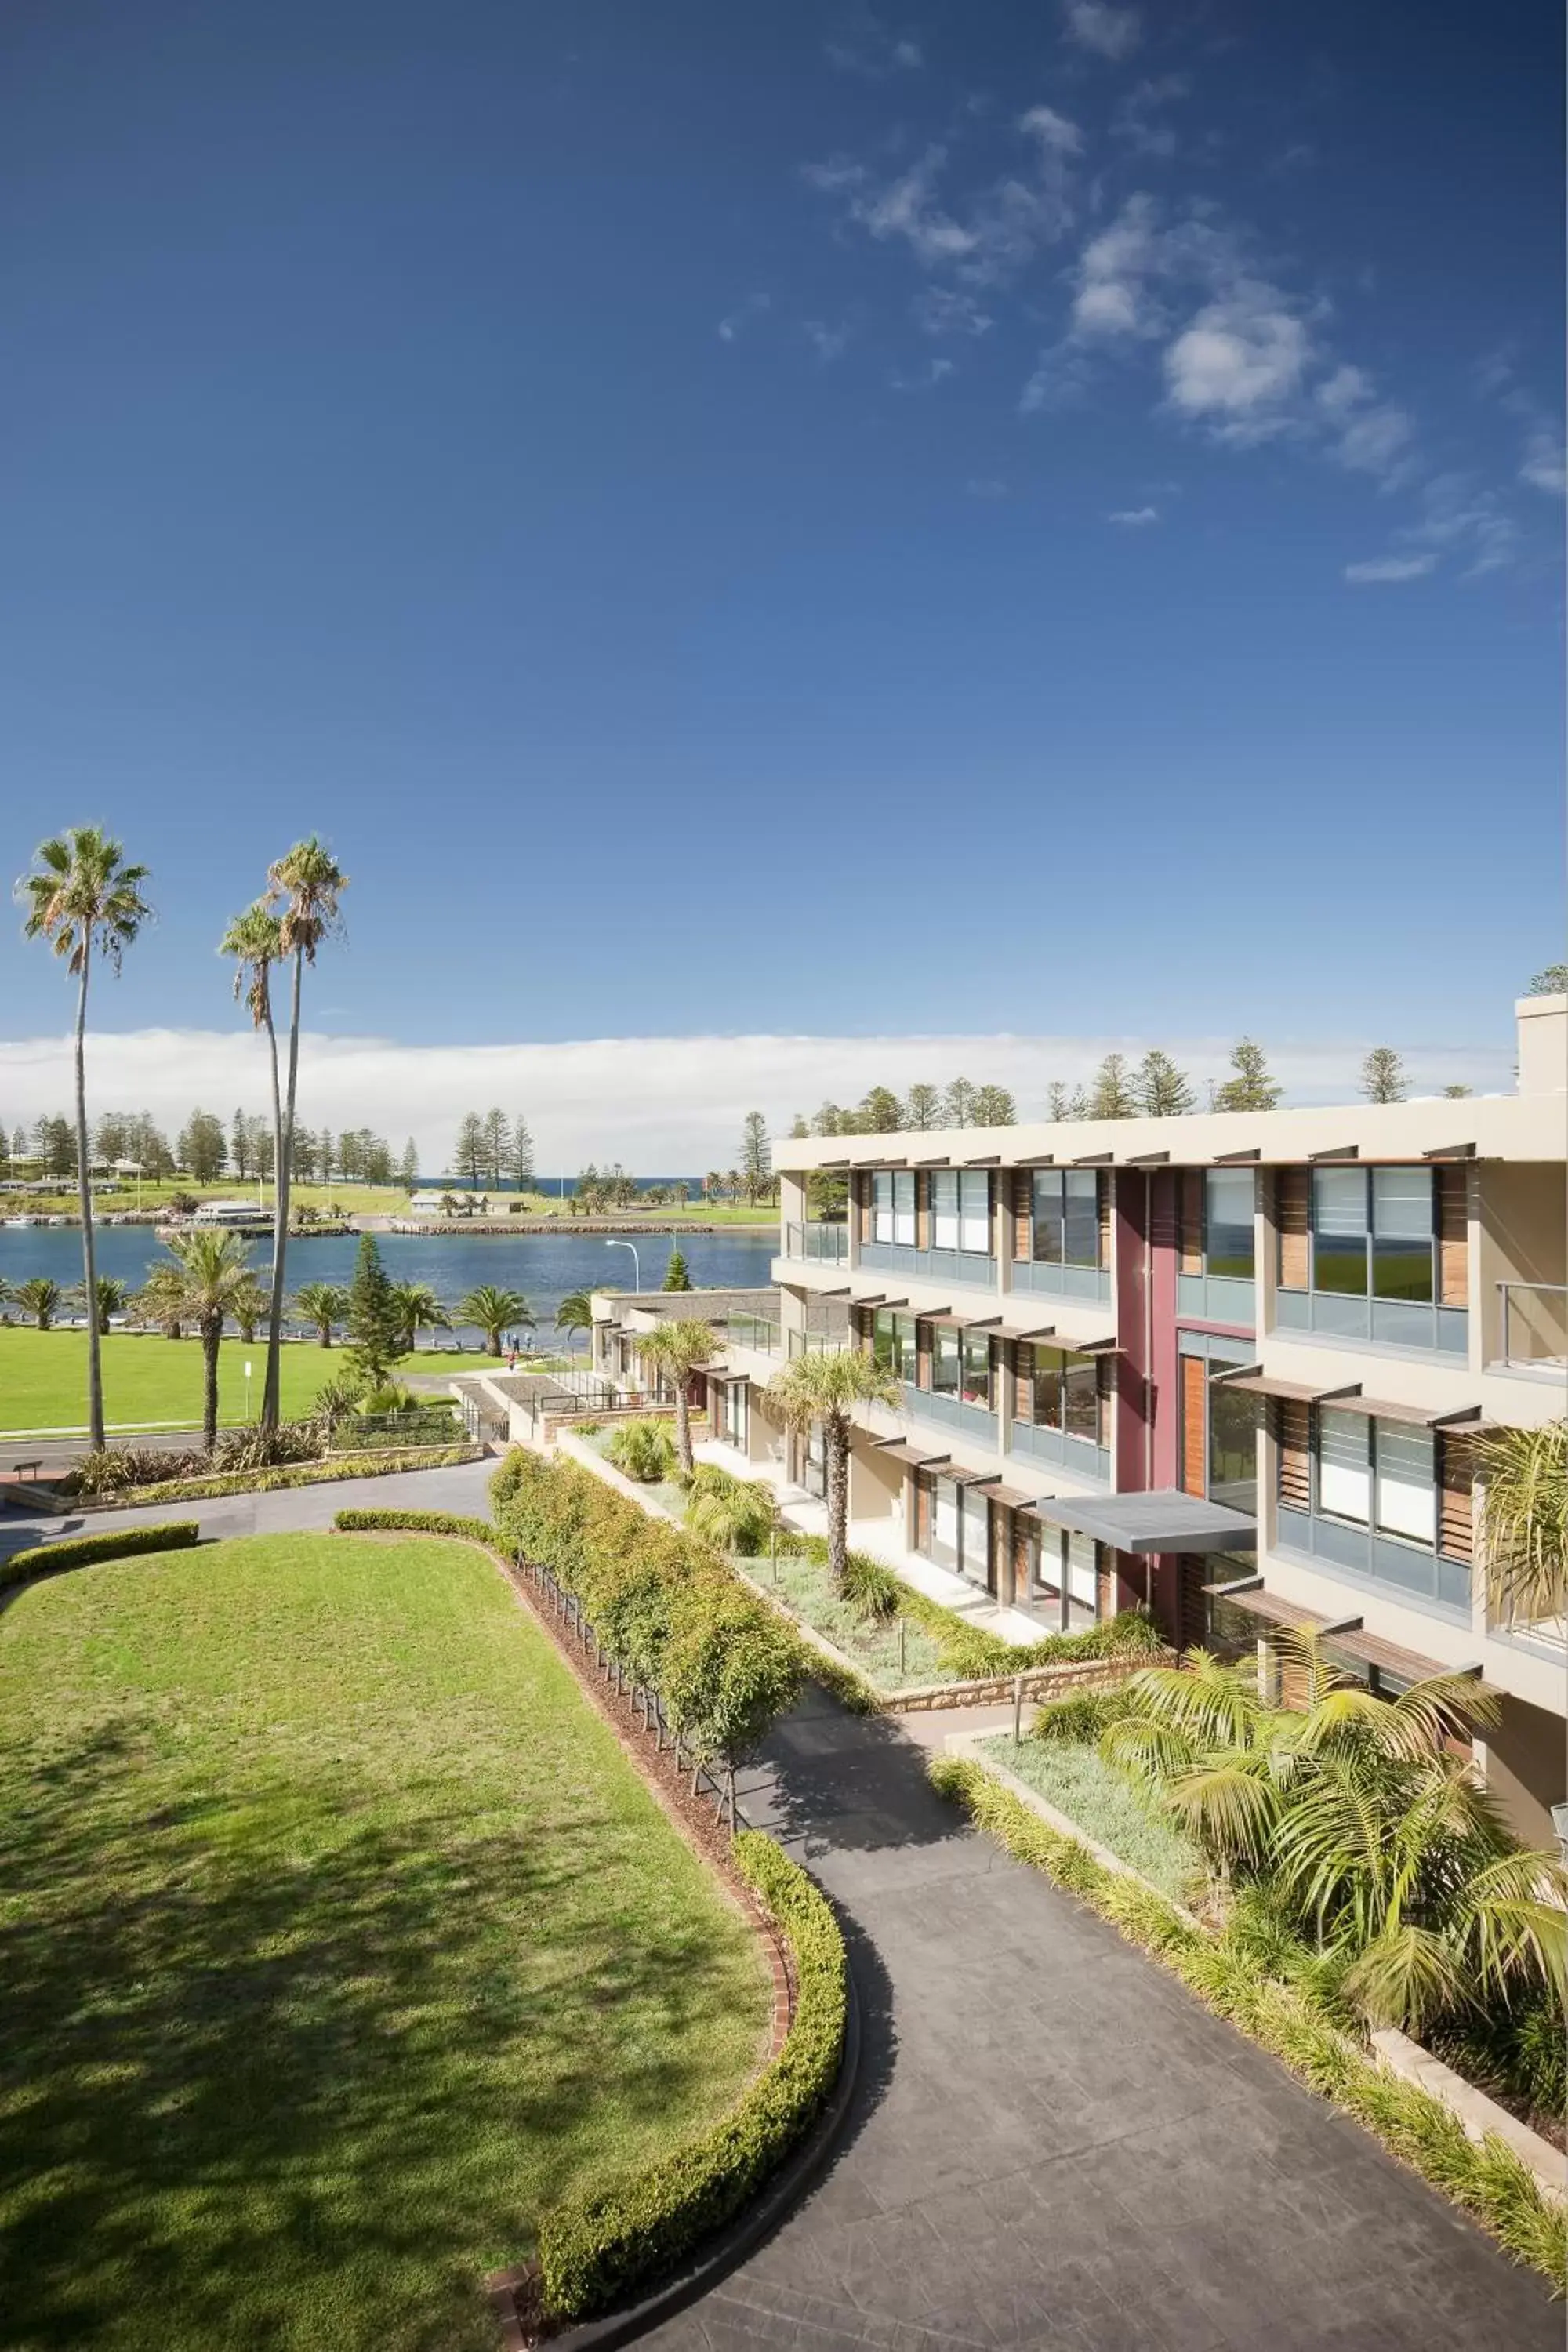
[1277,1167,1310,1290]
[1095,1543,1115,1624]
[1438,1432,1474,1565]
[856,1169,873,1243]
[1013,1340,1034,1426]
[914,1472,931,1552]
[916,1319,932,1391]
[1181,1354,1207,1497]
[1437,1165,1468,1308]
[1179,1168,1204,1275]
[1013,1168,1032,1261]
[916,1170,931,1250]
[1274,1396,1311,1512]
[1097,1171,1112,1267]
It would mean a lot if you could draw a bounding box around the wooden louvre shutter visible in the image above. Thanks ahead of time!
[1178,1168,1205,1274]
[1095,1543,1116,1624]
[1180,1356,1207,1497]
[1013,1341,1034,1425]
[1010,1515,1031,1610]
[1013,1168,1032,1260]
[1438,1432,1475,1565]
[916,1319,932,1391]
[916,1171,931,1250]
[1096,1352,1115,1448]
[1274,1398,1311,1511]
[1437,1166,1468,1308]
[1097,1171,1112,1267]
[914,1472,932,1552]
[1276,1168,1310,1290]
[856,1171,873,1243]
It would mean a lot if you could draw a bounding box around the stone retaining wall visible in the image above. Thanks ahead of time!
[887,1651,1171,1713]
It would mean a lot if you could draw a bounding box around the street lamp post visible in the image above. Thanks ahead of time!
[604,1238,641,1292]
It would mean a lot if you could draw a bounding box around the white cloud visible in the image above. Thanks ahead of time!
[1111,75,1189,158]
[965,476,1007,497]
[717,292,770,343]
[1163,290,1312,441]
[1315,365,1413,481]
[1520,427,1566,495]
[804,318,851,363]
[914,285,993,338]
[1344,553,1438,583]
[1062,2,1141,60]
[0,1025,1512,1156]
[1108,505,1160,524]
[802,113,1081,289]
[825,9,924,77]
[1018,104,1083,158]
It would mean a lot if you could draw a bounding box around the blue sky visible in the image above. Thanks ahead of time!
[0,0,1562,1108]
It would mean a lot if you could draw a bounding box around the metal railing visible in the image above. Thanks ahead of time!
[783,1220,851,1265]
[724,1312,783,1356]
[788,1327,851,1359]
[1495,1281,1568,1370]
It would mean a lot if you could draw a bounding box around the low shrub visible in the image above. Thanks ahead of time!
[1030,1687,1142,1745]
[838,1548,902,1622]
[538,1831,847,2320]
[112,1445,477,1504]
[684,1465,780,1557]
[930,1754,1568,2291]
[1,1520,200,1590]
[1431,1989,1568,2136]
[334,1508,496,1544]
[570,1418,604,1436]
[67,1421,324,1497]
[491,1450,804,1769]
[606,1416,678,1483]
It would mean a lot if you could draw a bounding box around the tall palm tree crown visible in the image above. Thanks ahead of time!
[639,1316,720,1475]
[292,1282,349,1347]
[154,1228,260,1451]
[16,827,153,1450]
[390,1281,451,1353]
[458,1284,531,1357]
[765,1347,900,1586]
[555,1287,594,1353]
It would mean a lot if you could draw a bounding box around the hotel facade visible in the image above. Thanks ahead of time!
[702,996,1566,1846]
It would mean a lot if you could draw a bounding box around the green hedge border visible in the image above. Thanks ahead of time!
[334,1507,496,1543]
[539,1830,848,2322]
[1,1521,200,1592]
[101,1445,479,1506]
[930,1754,1568,2292]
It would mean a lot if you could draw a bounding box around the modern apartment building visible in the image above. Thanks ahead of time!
[713,995,1566,1845]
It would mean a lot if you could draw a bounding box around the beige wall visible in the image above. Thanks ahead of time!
[849,1439,904,1523]
[1479,1693,1566,1848]
[1516,993,1566,1098]
[1476,1161,1567,1363]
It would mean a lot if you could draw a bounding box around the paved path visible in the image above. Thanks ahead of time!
[648,1682,1560,2352]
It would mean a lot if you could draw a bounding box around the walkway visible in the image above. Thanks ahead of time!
[648,1682,1560,2352]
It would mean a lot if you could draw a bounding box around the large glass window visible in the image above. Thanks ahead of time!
[1318,1408,1372,1523]
[1030,1345,1097,1438]
[1205,1170,1254,1281]
[961,1328,993,1409]
[1310,1167,1436,1301]
[931,1475,960,1570]
[1015,1521,1101,1630]
[1372,1169,1435,1303]
[960,1171,991,1254]
[1066,1534,1098,1622]
[1207,1359,1257,1512]
[931,1323,961,1397]
[873,1171,895,1243]
[932,1170,960,1250]
[1374,1423,1436,1544]
[873,1308,917,1381]
[1029,1169,1100,1267]
[962,1486,991,1588]
[895,1171,916,1243]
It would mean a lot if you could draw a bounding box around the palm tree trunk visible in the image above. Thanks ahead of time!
[260,992,285,1414]
[74,947,105,1451]
[263,950,303,1432]
[674,1379,694,1475]
[201,1313,221,1452]
[826,1410,849,1588]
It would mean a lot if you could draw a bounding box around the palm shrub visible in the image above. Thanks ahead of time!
[457,1282,530,1357]
[638,1317,718,1474]
[1477,1418,1566,1628]
[684,1464,779,1555]
[839,1548,902,1621]
[607,1415,677,1483]
[149,1229,264,1451]
[292,1281,348,1346]
[390,1281,450,1354]
[67,1276,131,1327]
[764,1348,900,1588]
[15,1277,63,1330]
[555,1287,593,1354]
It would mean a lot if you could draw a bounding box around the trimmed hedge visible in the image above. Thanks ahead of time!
[111,1445,478,1505]
[334,1508,497,1544]
[539,1830,848,2320]
[931,1754,1568,2292]
[0,1521,200,1591]
[491,1450,805,1768]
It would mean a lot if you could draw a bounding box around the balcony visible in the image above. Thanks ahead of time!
[1007,1418,1111,1485]
[1176,1272,1255,1327]
[902,1381,999,1446]
[1011,1256,1112,1305]
[1492,1282,1567,1376]
[1275,1287,1468,1357]
[788,1328,850,1359]
[724,1312,782,1356]
[1276,1505,1471,1617]
[783,1220,850,1266]
[861,1238,997,1291]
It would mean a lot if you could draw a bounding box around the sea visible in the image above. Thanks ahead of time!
[0,1224,779,1350]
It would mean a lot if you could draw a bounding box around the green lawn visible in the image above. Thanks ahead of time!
[0,1532,768,2351]
[0,1326,503,1435]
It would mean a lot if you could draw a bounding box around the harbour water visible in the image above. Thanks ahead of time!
[0,1224,779,1348]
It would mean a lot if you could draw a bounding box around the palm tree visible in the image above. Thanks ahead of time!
[263,839,348,1432]
[458,1284,531,1357]
[231,1275,268,1345]
[1475,1419,1566,1628]
[1093,1632,1568,2036]
[133,1265,187,1338]
[67,1275,131,1328]
[638,1317,720,1476]
[684,1464,780,1556]
[152,1229,261,1450]
[14,1276,62,1331]
[292,1281,349,1347]
[16,827,153,1448]
[391,1281,451,1354]
[764,1348,900,1587]
[439,1192,460,1220]
[555,1287,593,1356]
[220,899,285,1407]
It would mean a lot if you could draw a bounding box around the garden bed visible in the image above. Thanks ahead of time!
[977,1732,1204,1907]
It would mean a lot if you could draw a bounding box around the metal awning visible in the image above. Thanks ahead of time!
[964,1154,1002,1166]
[949,1462,1001,1487]
[913,1153,950,1167]
[1022,1487,1258,1554]
[1013,1324,1058,1341]
[871,1439,949,1469]
[1214,1370,1359,1404]
[1323,1392,1477,1429]
[1077,1336,1120,1355]
[1329,1625,1482,1682]
[702,1365,747,1385]
[975,1479,1040,1509]
[1200,1580,1343,1633]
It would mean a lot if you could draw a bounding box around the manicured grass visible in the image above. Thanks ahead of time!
[0,1325,501,1433]
[979,1733,1204,1906]
[0,1532,768,2352]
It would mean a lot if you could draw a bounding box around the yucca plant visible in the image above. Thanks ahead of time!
[1476,1418,1566,1629]
[607,1416,677,1484]
[684,1464,779,1555]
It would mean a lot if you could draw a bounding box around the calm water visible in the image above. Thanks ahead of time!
[0,1225,778,1348]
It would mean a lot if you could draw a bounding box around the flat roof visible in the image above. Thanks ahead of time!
[1023,1487,1258,1555]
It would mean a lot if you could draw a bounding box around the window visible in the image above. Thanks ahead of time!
[1311,1167,1436,1301]
[962,1486,991,1588]
[873,1308,917,1382]
[934,1170,992,1254]
[874,1170,916,1244]
[931,1475,960,1570]
[1318,1407,1371,1524]
[960,1328,992,1409]
[1205,1170,1254,1281]
[873,1171,894,1243]
[931,1323,961,1397]
[1207,1358,1257,1513]
[1018,1523,1102,1629]
[1066,1534,1098,1620]
[1030,1345,1098,1438]
[1029,1169,1100,1267]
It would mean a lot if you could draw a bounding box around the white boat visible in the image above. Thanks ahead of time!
[188,1201,273,1236]
[5,1214,39,1228]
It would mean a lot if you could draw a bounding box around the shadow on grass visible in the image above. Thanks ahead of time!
[0,1717,761,2352]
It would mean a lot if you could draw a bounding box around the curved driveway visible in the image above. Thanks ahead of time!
[3,1468,1559,2350]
